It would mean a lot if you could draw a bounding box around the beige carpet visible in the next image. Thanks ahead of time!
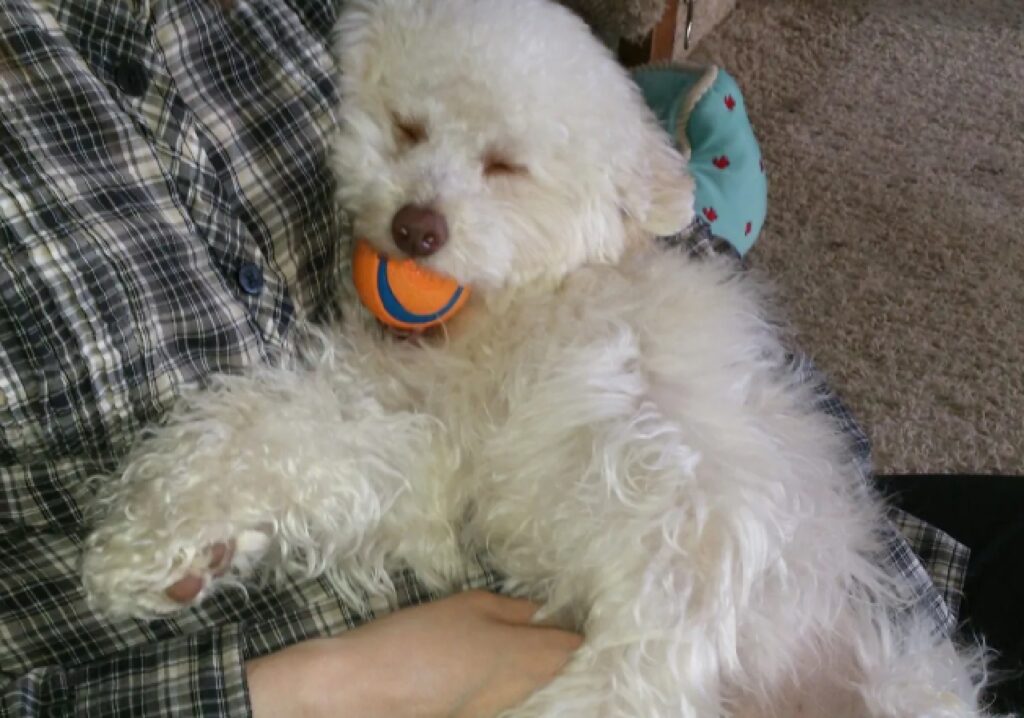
[687,0,1024,473]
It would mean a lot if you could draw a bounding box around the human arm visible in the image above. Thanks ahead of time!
[0,522,251,717]
[246,591,582,718]
[1,629,249,717]
[1,592,578,718]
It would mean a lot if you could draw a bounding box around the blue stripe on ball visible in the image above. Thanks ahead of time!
[377,256,465,324]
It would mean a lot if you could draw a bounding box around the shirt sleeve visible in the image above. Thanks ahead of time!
[0,491,261,718]
[2,625,251,718]
[2,3,348,715]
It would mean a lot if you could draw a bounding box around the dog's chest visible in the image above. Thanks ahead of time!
[354,252,772,592]
[358,251,749,479]
[426,295,644,447]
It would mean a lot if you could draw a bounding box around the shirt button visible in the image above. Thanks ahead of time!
[114,59,149,97]
[238,262,265,295]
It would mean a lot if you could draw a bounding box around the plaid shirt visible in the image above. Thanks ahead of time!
[0,1,967,715]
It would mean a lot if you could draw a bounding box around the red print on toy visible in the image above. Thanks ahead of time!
[712,155,730,169]
[745,221,752,236]
[724,95,736,111]
[702,207,718,222]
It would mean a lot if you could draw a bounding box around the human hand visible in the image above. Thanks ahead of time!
[246,590,583,718]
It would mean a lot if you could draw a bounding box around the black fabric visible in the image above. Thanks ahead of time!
[876,474,1024,715]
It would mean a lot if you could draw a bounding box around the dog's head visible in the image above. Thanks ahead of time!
[333,0,694,292]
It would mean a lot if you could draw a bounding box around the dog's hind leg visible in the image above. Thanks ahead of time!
[500,578,732,718]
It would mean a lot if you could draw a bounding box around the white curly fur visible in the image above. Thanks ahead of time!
[82,0,993,715]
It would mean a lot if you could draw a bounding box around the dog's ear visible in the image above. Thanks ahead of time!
[617,122,695,240]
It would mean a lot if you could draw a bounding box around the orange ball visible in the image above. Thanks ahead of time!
[352,239,470,331]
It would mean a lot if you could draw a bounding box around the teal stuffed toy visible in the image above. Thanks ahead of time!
[633,64,767,257]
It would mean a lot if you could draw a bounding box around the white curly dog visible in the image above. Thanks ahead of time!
[82,0,990,715]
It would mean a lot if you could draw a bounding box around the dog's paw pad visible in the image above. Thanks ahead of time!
[83,528,272,618]
[166,530,272,602]
[164,541,236,605]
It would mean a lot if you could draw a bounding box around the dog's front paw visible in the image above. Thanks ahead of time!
[82,524,270,618]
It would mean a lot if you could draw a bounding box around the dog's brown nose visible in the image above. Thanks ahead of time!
[391,204,449,257]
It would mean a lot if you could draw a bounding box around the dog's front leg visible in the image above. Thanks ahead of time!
[81,360,459,618]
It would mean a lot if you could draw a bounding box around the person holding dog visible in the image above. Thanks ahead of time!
[2,0,1015,716]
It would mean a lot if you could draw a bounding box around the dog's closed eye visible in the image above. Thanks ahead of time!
[483,151,528,179]
[392,114,427,146]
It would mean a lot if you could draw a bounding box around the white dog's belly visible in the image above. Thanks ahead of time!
[404,249,871,607]
[362,250,977,716]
